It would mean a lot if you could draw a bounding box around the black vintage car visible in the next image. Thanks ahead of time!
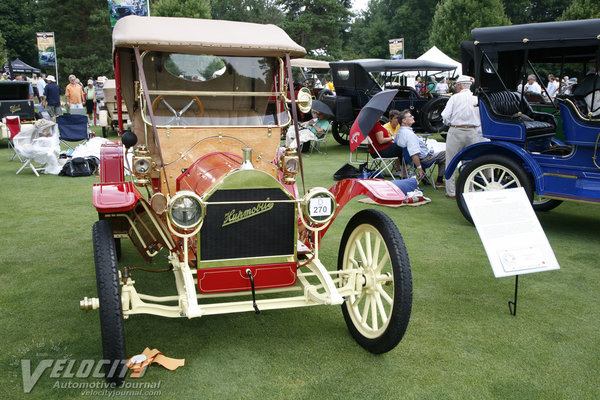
[321,59,457,145]
[0,81,36,121]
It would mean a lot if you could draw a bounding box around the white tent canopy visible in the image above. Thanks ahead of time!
[417,46,462,77]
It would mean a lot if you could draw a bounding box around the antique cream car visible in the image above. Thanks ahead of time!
[81,16,412,383]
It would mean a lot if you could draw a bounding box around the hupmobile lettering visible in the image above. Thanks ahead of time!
[222,199,273,227]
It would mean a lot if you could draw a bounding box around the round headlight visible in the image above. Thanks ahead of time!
[134,158,151,174]
[169,192,205,229]
[302,188,337,225]
[285,158,298,173]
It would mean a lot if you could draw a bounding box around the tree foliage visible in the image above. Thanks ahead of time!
[0,0,39,68]
[276,0,353,60]
[210,0,284,25]
[428,0,511,60]
[502,0,571,25]
[559,0,600,20]
[151,0,211,19]
[35,0,112,87]
[0,31,7,66]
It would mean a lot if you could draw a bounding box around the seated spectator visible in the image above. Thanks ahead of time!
[367,118,403,160]
[573,68,600,117]
[524,74,542,95]
[394,109,446,187]
[285,109,330,149]
[436,77,449,94]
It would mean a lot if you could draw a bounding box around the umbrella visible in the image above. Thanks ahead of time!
[311,99,333,117]
[348,89,398,152]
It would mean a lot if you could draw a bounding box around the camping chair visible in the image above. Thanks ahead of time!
[4,116,23,161]
[13,122,60,177]
[308,123,332,155]
[359,137,397,178]
[349,137,370,166]
[57,114,90,150]
[401,147,438,189]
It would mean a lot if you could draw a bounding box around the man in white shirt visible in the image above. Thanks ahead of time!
[546,74,558,99]
[524,74,542,95]
[37,74,47,104]
[441,75,485,198]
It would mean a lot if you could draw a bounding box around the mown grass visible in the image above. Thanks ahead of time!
[0,132,599,399]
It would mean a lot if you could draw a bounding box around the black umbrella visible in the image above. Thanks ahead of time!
[311,99,333,117]
[349,89,398,152]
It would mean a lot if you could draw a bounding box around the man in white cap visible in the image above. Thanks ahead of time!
[441,75,483,198]
[42,75,62,121]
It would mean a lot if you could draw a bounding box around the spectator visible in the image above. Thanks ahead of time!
[65,74,85,110]
[31,73,39,101]
[285,109,330,149]
[573,68,600,117]
[42,75,62,121]
[546,74,558,99]
[441,75,485,198]
[15,75,34,99]
[524,74,542,95]
[382,109,400,138]
[436,77,449,94]
[395,109,446,186]
[95,76,106,103]
[84,79,97,124]
[37,74,47,104]
[415,77,424,94]
[367,118,403,159]
[425,76,437,95]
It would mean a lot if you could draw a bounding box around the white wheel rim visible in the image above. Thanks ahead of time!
[463,163,522,193]
[343,224,394,338]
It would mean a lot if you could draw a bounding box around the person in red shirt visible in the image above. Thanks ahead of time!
[368,120,403,158]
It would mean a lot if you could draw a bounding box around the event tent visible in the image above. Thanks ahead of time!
[9,59,41,74]
[417,46,462,77]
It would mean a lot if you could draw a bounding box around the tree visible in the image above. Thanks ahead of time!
[210,0,284,25]
[502,0,571,25]
[35,0,112,87]
[276,0,353,60]
[560,0,600,20]
[151,0,211,19]
[0,0,40,68]
[428,0,511,60]
[0,31,7,67]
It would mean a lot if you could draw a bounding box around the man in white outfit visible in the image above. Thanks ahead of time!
[441,75,484,198]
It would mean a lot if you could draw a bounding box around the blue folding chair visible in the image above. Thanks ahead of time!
[402,147,439,189]
[57,114,90,150]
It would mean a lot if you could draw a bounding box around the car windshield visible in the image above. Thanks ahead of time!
[141,52,290,126]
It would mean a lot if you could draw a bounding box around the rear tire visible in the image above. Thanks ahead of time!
[93,220,126,385]
[332,121,351,145]
[420,97,448,133]
[456,155,533,223]
[533,196,562,212]
[338,210,412,354]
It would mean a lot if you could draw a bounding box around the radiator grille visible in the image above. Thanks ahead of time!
[199,188,295,261]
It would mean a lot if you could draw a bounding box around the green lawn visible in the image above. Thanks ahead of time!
[0,132,599,399]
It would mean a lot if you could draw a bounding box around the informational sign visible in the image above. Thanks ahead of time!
[389,38,404,60]
[463,188,560,278]
[108,0,150,28]
[36,32,56,67]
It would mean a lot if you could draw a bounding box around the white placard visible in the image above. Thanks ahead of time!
[463,188,560,278]
[309,197,332,217]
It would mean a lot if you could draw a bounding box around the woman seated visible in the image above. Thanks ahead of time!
[285,109,330,149]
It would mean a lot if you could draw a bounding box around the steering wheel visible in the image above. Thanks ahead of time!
[151,95,204,125]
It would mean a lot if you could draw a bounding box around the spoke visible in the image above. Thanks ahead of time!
[476,170,489,186]
[370,294,378,330]
[355,239,368,267]
[372,236,381,272]
[161,99,177,115]
[348,257,360,269]
[375,292,388,325]
[376,251,390,274]
[501,178,517,188]
[360,295,371,325]
[180,99,195,114]
[471,179,486,190]
[351,293,363,308]
[497,169,507,183]
[377,286,393,305]
[365,231,372,268]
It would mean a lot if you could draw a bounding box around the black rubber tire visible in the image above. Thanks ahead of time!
[456,155,533,224]
[332,121,352,145]
[317,88,334,101]
[533,197,563,212]
[337,209,412,354]
[420,97,448,133]
[114,238,122,261]
[93,220,127,385]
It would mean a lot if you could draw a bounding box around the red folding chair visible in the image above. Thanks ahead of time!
[4,116,23,161]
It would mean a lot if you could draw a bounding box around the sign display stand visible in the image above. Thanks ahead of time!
[463,188,560,315]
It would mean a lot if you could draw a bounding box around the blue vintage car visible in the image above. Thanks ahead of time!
[446,19,600,221]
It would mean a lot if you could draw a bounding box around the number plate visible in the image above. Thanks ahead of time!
[309,197,332,217]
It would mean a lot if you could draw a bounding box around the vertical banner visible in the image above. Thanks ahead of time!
[108,0,150,28]
[389,38,404,60]
[36,32,56,67]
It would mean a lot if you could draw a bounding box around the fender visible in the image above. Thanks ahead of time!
[444,141,545,192]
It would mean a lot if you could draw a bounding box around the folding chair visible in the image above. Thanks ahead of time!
[4,116,23,161]
[349,138,370,165]
[368,137,398,178]
[401,147,438,189]
[308,123,332,155]
[57,114,90,150]
[12,122,60,177]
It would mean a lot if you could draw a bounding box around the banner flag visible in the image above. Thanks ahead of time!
[36,32,56,67]
[389,38,404,60]
[108,0,150,28]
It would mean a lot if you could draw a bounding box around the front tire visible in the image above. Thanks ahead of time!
[338,210,412,354]
[420,97,448,133]
[456,155,533,223]
[93,220,126,385]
